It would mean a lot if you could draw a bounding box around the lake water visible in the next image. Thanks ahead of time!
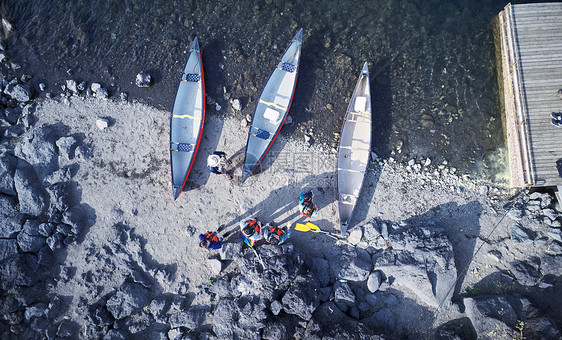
[3,0,535,184]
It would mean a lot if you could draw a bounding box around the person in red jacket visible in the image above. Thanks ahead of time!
[199,231,222,251]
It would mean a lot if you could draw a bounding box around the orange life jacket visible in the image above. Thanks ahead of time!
[301,202,316,217]
[247,220,260,234]
[204,232,219,243]
[269,227,283,236]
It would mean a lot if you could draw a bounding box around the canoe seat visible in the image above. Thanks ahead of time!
[264,107,281,124]
[278,62,296,73]
[274,95,290,108]
[170,142,194,152]
[340,194,356,205]
[354,96,367,112]
[182,73,201,82]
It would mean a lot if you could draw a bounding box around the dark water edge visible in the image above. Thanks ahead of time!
[2,0,551,184]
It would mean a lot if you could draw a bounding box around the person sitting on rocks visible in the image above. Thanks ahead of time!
[240,218,263,246]
[299,190,318,218]
[207,151,233,179]
[199,231,222,251]
[263,224,292,245]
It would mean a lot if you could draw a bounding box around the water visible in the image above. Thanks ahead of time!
[2,0,527,183]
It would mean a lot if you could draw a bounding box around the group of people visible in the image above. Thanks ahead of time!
[198,163,319,251]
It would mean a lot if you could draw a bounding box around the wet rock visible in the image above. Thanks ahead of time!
[0,152,17,196]
[375,225,456,308]
[55,136,77,159]
[168,305,210,329]
[0,239,18,262]
[281,274,320,320]
[14,160,50,216]
[231,98,241,111]
[367,271,382,293]
[66,80,78,94]
[135,72,152,87]
[510,223,537,242]
[3,83,31,102]
[220,242,242,260]
[464,296,517,339]
[105,283,151,320]
[285,115,293,125]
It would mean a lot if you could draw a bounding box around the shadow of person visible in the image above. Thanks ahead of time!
[403,200,483,302]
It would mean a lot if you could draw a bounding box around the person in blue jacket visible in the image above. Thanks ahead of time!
[199,231,222,251]
[299,190,317,218]
[207,151,232,179]
[263,224,292,245]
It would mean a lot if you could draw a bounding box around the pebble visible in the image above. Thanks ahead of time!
[91,83,101,93]
[285,115,293,125]
[215,103,222,111]
[326,103,333,110]
[231,98,241,111]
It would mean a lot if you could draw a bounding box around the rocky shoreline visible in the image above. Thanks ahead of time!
[1,53,562,339]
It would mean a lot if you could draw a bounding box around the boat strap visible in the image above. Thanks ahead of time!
[277,62,296,73]
[181,73,201,82]
[259,99,287,111]
[170,142,194,152]
[172,113,202,120]
[250,127,273,141]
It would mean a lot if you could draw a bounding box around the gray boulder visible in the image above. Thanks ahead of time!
[135,72,152,87]
[310,257,331,287]
[334,281,355,312]
[13,159,50,216]
[105,283,151,320]
[367,270,382,293]
[509,257,542,286]
[17,228,46,253]
[464,296,517,339]
[55,136,77,159]
[0,256,38,290]
[281,274,320,320]
[3,107,21,124]
[168,305,210,329]
[511,223,537,242]
[0,239,18,262]
[365,307,396,330]
[62,206,85,235]
[329,246,372,282]
[219,241,242,260]
[0,152,17,196]
[375,225,456,308]
[15,126,58,179]
[4,83,32,102]
[0,194,23,237]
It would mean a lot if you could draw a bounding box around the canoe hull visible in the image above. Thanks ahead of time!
[242,29,303,182]
[337,62,372,235]
[170,37,205,200]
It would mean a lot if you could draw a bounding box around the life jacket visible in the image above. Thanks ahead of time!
[245,220,260,236]
[268,227,283,236]
[301,202,316,217]
[204,232,219,243]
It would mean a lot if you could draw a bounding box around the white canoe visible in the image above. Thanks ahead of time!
[337,62,372,235]
[170,37,205,200]
[241,28,303,183]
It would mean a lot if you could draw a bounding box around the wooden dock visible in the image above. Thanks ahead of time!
[498,2,562,190]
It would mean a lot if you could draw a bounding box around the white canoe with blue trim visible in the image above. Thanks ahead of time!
[241,28,303,183]
[337,62,372,235]
[170,37,205,200]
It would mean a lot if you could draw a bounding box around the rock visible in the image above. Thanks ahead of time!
[281,274,320,320]
[380,222,389,239]
[510,223,537,242]
[57,320,79,338]
[507,207,524,221]
[91,82,101,93]
[3,83,32,102]
[366,307,396,329]
[375,225,456,308]
[120,92,128,102]
[0,195,22,237]
[17,222,46,253]
[55,136,77,159]
[240,118,249,127]
[96,118,109,130]
[2,18,15,35]
[135,72,152,87]
[0,239,18,262]
[310,257,331,287]
[333,247,372,282]
[14,160,50,216]
[231,98,241,111]
[105,283,151,320]
[46,233,65,251]
[348,228,363,245]
[220,242,242,260]
[0,256,38,290]
[541,208,558,221]
[66,80,78,94]
[14,125,58,179]
[366,271,382,293]
[510,257,541,286]
[334,281,355,311]
[285,115,293,125]
[464,296,517,339]
[75,144,93,160]
[0,51,6,62]
[3,124,25,138]
[95,87,109,100]
[207,259,222,275]
[0,152,17,195]
[4,107,21,124]
[38,83,46,91]
[37,246,56,267]
[215,103,221,111]
[168,305,209,329]
[326,103,333,110]
[270,300,282,315]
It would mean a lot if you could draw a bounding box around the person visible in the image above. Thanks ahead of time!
[207,151,233,179]
[240,218,263,246]
[198,231,222,251]
[263,224,292,245]
[299,190,318,218]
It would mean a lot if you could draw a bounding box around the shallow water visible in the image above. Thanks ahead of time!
[2,0,531,183]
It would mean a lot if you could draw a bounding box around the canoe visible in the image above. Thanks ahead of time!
[241,28,303,183]
[170,37,205,200]
[337,62,371,235]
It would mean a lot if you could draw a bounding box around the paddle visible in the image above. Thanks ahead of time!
[294,222,342,241]
[243,236,265,270]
